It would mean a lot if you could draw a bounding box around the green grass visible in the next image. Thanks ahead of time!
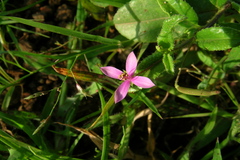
[0,0,240,159]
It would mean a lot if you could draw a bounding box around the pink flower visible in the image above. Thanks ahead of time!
[101,52,155,103]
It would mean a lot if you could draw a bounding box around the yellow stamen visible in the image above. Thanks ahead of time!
[119,72,128,80]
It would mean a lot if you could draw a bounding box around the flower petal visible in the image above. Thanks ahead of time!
[126,52,137,76]
[114,80,131,103]
[131,76,155,88]
[100,66,123,79]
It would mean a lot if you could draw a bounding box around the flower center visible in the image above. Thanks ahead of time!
[119,72,128,81]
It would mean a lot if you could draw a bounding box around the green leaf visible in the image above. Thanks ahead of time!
[0,0,44,16]
[113,0,169,42]
[185,0,218,25]
[178,107,218,159]
[147,62,166,80]
[223,46,240,72]
[212,138,222,160]
[157,0,198,23]
[81,0,106,21]
[230,111,240,143]
[1,86,15,111]
[0,112,44,148]
[139,91,162,118]
[138,51,163,71]
[0,134,82,160]
[195,118,231,150]
[219,23,240,31]
[210,0,227,8]
[232,1,240,13]
[197,27,240,51]
[89,95,115,128]
[157,14,186,51]
[162,53,174,74]
[197,51,217,69]
[91,0,130,7]
[3,16,121,45]
[97,84,110,160]
[8,149,25,160]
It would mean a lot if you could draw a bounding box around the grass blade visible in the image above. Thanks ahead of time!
[4,16,121,45]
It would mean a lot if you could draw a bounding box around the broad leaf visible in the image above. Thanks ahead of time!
[162,53,174,74]
[232,1,240,13]
[223,46,240,72]
[91,0,131,7]
[186,0,217,25]
[157,14,186,51]
[196,27,240,51]
[113,0,169,42]
[210,0,227,8]
[157,0,198,23]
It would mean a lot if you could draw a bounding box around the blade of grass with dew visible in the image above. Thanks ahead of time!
[4,16,121,45]
[97,84,110,160]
